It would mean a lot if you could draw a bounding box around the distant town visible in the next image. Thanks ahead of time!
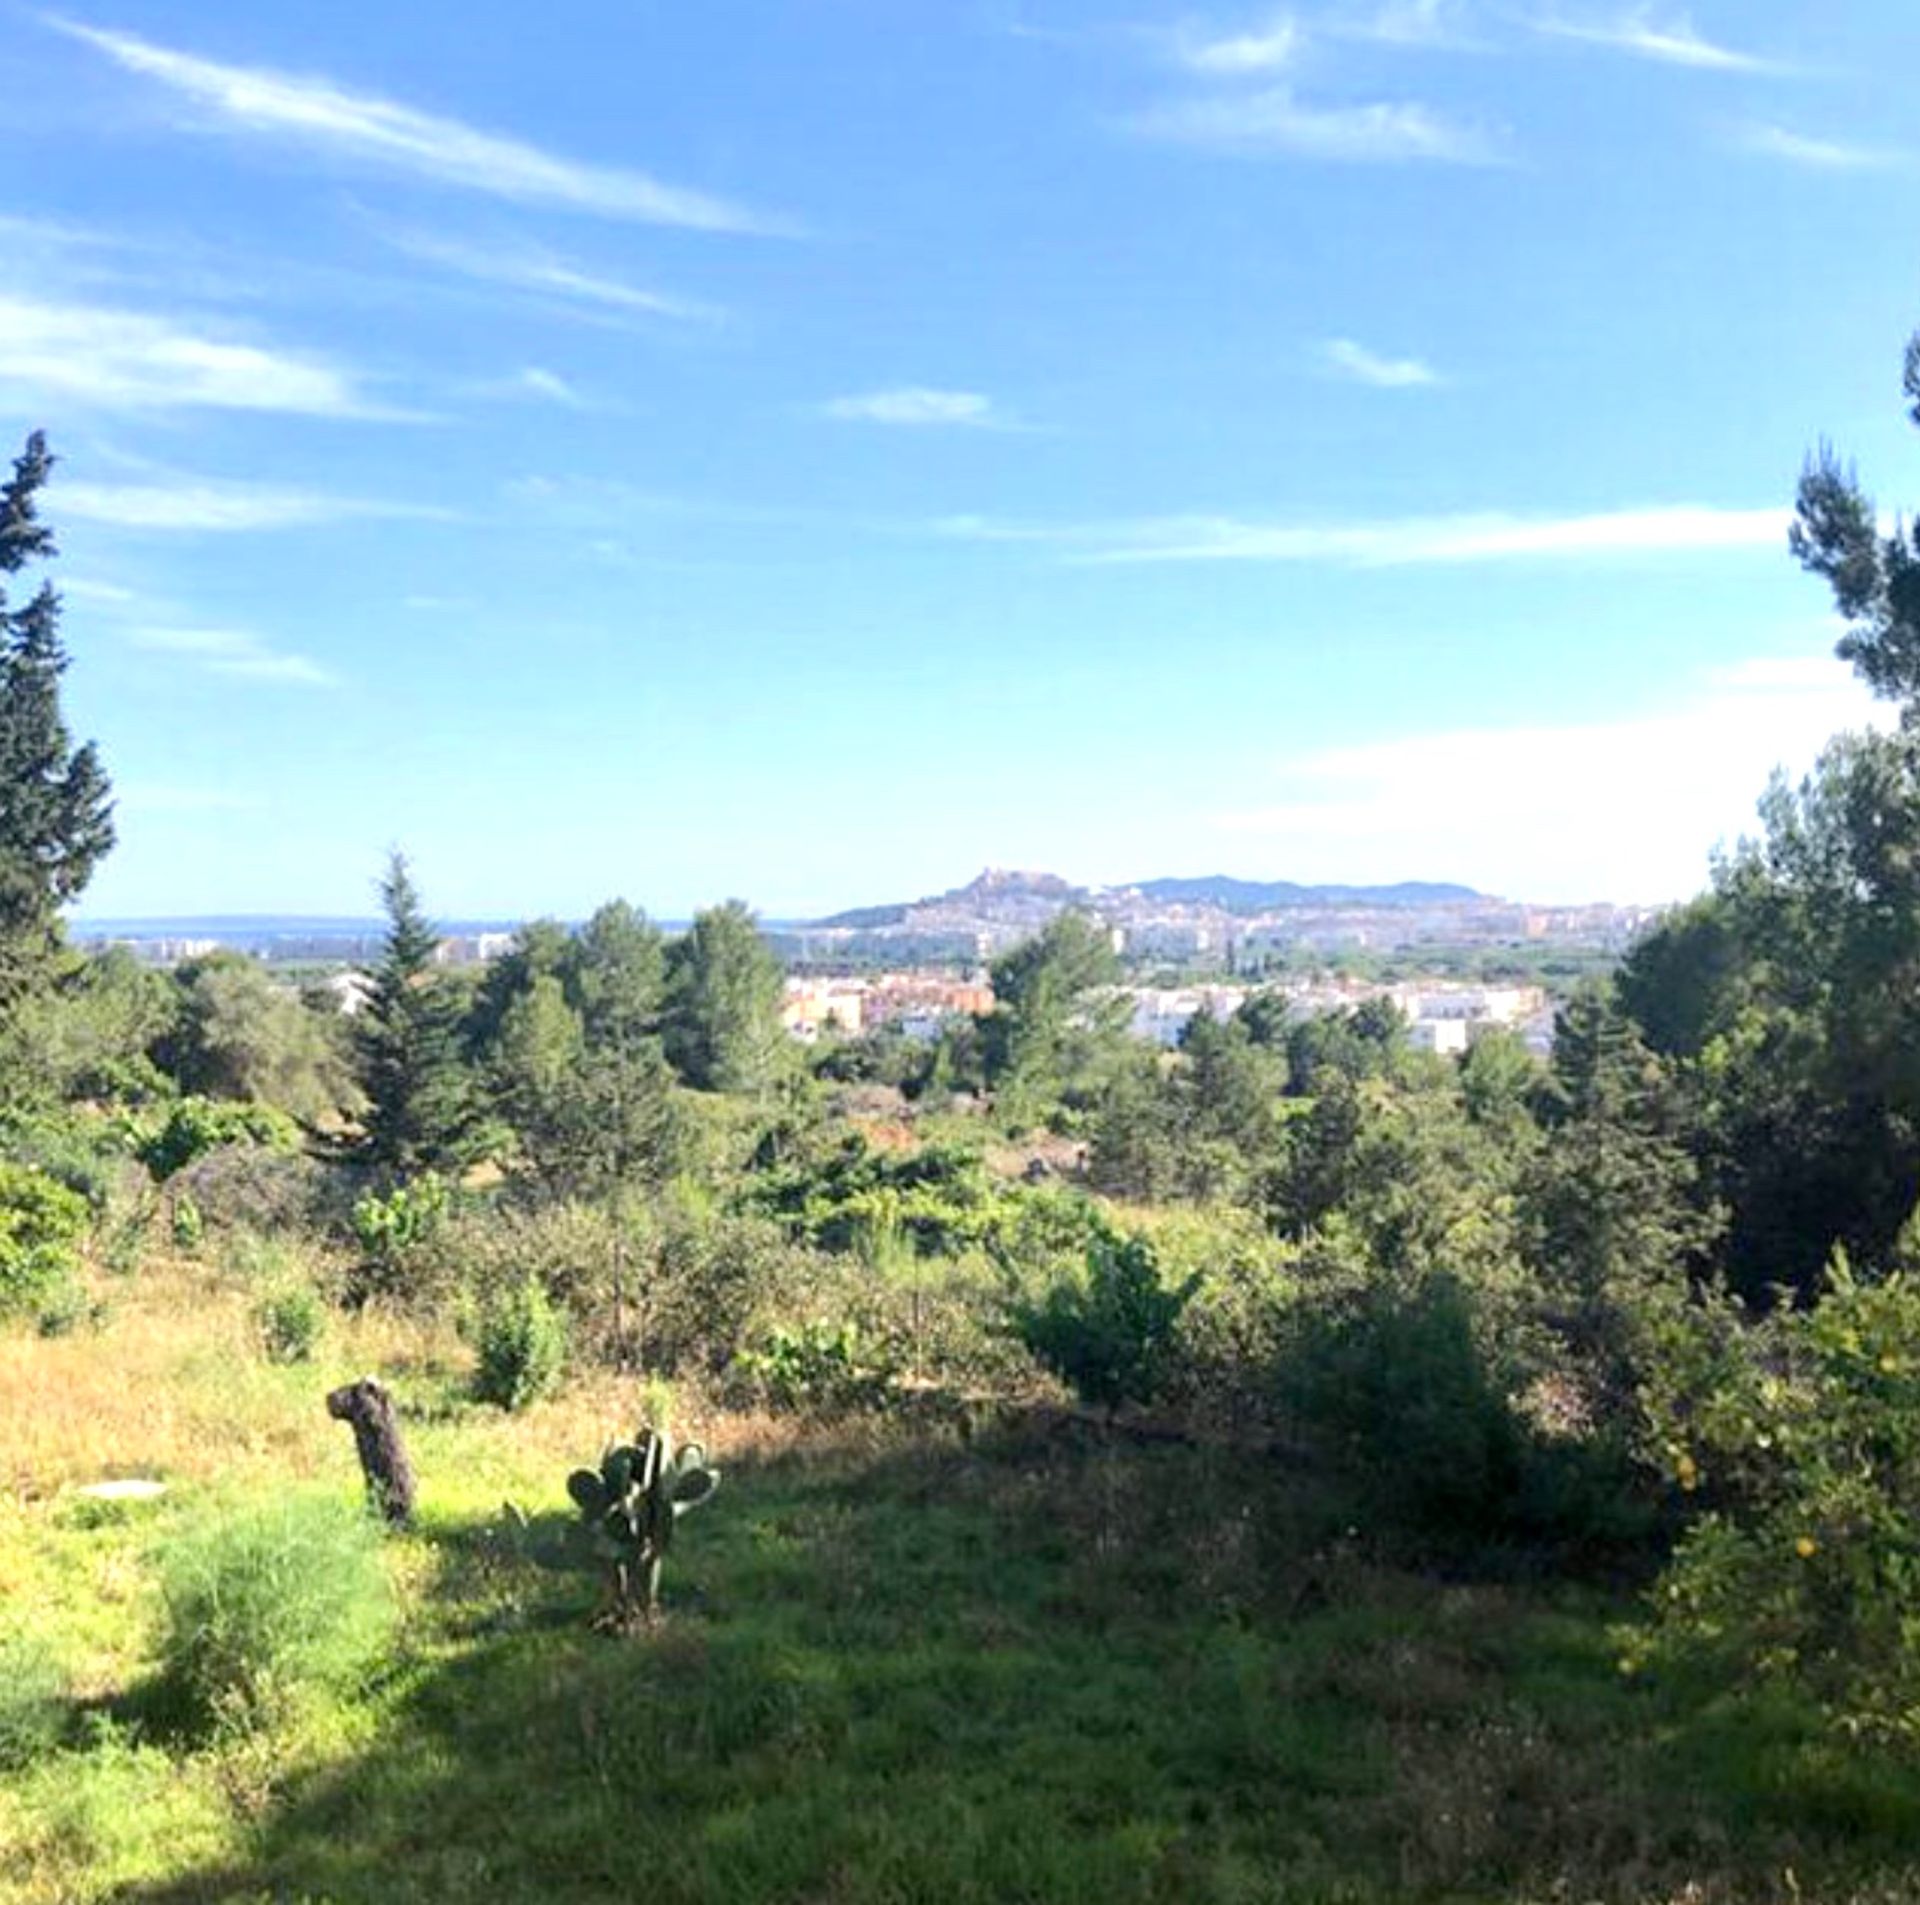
[74,866,1660,1058]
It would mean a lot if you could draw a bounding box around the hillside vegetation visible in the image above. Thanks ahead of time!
[4,342,1920,1901]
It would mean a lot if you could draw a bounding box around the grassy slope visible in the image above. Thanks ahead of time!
[4,1267,1920,1904]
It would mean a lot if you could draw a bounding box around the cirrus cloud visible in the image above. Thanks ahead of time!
[0,293,392,417]
[1128,86,1504,163]
[129,625,335,686]
[1532,7,1780,73]
[819,387,1002,427]
[61,476,450,532]
[1322,337,1442,387]
[50,17,784,233]
[937,501,1789,565]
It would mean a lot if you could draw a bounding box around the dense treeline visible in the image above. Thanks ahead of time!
[7,329,1920,1757]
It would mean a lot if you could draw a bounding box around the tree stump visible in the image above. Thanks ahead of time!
[326,1377,417,1527]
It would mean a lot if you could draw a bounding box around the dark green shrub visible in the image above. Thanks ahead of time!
[156,1495,395,1733]
[638,1204,816,1375]
[1279,1273,1527,1536]
[132,1097,298,1185]
[0,1162,90,1322]
[1007,1229,1201,1415]
[748,1133,998,1257]
[475,1275,567,1410]
[0,1629,67,1767]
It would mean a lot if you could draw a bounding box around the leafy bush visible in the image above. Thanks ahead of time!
[1007,1229,1201,1415]
[349,1173,454,1303]
[0,1162,90,1322]
[35,1279,107,1338]
[1634,1259,1920,1741]
[254,1283,325,1364]
[452,1195,829,1376]
[156,1494,395,1733]
[98,1208,149,1277]
[175,1142,332,1237]
[475,1275,567,1410]
[1278,1271,1529,1536]
[3,1113,127,1216]
[0,1629,67,1767]
[748,1133,999,1256]
[132,1096,298,1185]
[169,1192,204,1253]
[737,1320,894,1414]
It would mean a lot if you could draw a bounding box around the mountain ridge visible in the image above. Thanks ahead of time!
[811,867,1491,929]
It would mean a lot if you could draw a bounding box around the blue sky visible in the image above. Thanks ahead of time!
[3,0,1915,920]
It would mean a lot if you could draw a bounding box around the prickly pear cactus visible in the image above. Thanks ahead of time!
[523,1426,719,1629]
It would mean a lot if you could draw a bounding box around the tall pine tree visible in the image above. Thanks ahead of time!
[1523,986,1719,1396]
[357,853,478,1178]
[0,432,113,1004]
[662,901,787,1095]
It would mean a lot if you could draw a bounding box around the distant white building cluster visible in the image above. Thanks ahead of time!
[432,932,517,968]
[783,970,1557,1055]
[780,973,995,1044]
[1120,979,1553,1055]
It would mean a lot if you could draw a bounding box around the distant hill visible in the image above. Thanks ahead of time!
[1126,876,1487,914]
[811,869,1488,929]
[815,868,1081,930]
[813,901,912,930]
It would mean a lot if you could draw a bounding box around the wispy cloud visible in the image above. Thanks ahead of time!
[375,226,718,322]
[1129,87,1504,163]
[1336,0,1478,48]
[60,574,139,605]
[1210,651,1885,902]
[0,211,131,251]
[819,387,1003,427]
[61,476,447,532]
[1173,12,1302,75]
[1732,123,1906,171]
[50,17,783,233]
[510,366,586,408]
[1321,337,1441,387]
[0,293,392,416]
[939,501,1788,563]
[129,624,334,685]
[1533,8,1777,73]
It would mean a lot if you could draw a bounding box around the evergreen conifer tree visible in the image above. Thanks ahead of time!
[357,853,477,1177]
[1524,987,1718,1391]
[662,900,787,1095]
[0,432,113,1003]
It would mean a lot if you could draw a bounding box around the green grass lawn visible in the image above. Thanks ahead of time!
[6,1286,1920,1902]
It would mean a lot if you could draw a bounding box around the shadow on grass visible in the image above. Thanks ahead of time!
[117,1427,1920,1905]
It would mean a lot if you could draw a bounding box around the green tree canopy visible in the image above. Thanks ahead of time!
[663,901,787,1096]
[0,433,113,1004]
[1791,326,1920,713]
[981,911,1124,1124]
[484,903,680,1200]
[1522,987,1717,1389]
[356,853,481,1178]
[158,951,357,1125]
